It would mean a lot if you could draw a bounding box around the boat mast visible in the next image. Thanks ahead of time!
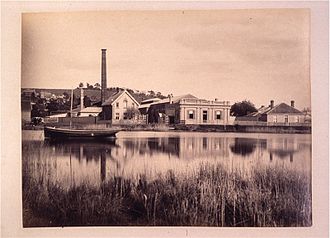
[70,88,73,129]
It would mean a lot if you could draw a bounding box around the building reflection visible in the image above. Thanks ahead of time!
[115,136,231,159]
[25,134,310,188]
[267,137,298,163]
[229,138,267,156]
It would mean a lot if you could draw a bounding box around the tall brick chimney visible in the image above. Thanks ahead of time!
[101,49,107,103]
[270,100,274,108]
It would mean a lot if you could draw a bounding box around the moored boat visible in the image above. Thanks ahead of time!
[44,126,120,140]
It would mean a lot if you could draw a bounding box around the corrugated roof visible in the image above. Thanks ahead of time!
[141,98,162,104]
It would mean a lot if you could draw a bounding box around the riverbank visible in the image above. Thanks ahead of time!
[22,123,311,134]
[174,124,311,134]
[23,163,311,227]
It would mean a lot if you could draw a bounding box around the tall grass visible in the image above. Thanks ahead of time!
[23,162,311,227]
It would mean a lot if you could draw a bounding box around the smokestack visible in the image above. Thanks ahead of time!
[291,100,295,108]
[101,49,107,103]
[270,100,274,108]
[168,94,173,104]
[80,87,84,111]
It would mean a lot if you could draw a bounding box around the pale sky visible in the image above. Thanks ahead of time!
[22,9,310,109]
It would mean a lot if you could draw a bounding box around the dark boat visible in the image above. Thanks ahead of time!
[44,126,120,140]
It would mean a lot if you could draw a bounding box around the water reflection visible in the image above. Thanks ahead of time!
[230,138,264,156]
[22,132,311,188]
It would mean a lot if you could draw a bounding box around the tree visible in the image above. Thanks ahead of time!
[83,95,91,107]
[94,83,101,89]
[230,100,257,117]
[86,83,94,89]
[63,92,70,100]
[46,99,59,112]
[125,107,140,120]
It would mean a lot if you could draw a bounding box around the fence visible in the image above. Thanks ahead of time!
[234,121,311,127]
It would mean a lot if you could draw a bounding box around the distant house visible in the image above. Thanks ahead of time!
[101,89,140,123]
[235,100,306,125]
[146,94,231,125]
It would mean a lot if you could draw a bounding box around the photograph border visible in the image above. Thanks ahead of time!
[1,1,329,237]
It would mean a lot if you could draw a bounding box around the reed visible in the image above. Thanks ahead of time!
[23,162,312,227]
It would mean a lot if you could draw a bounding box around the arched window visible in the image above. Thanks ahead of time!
[124,99,128,109]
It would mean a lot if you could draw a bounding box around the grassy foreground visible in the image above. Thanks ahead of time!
[23,163,311,227]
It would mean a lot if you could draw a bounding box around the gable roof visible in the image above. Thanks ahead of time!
[101,89,140,106]
[265,103,302,114]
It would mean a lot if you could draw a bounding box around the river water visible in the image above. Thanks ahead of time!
[22,131,311,189]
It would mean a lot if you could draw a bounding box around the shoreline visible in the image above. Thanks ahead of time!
[22,124,311,134]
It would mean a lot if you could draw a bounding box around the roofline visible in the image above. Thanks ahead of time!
[265,103,303,114]
[109,89,140,106]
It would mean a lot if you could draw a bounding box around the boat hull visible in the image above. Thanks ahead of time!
[44,126,120,140]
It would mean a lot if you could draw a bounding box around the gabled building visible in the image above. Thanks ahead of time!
[101,89,140,123]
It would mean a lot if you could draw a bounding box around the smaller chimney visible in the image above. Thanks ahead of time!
[215,98,218,102]
[291,100,295,108]
[80,87,84,111]
[168,94,173,104]
[270,100,274,108]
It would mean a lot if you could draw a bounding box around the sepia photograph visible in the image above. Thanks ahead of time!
[21,8,312,227]
[1,1,329,238]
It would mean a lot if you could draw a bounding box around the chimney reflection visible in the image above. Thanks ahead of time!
[100,152,106,182]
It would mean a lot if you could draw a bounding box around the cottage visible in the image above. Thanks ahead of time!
[101,89,140,123]
[260,101,305,125]
[146,94,231,125]
[235,100,306,125]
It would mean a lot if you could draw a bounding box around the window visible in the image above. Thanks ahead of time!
[285,115,289,123]
[188,110,194,119]
[115,113,120,120]
[123,113,128,120]
[132,103,135,108]
[273,115,277,123]
[216,111,222,120]
[124,100,128,109]
[295,116,299,123]
[203,110,208,122]
[116,102,119,108]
